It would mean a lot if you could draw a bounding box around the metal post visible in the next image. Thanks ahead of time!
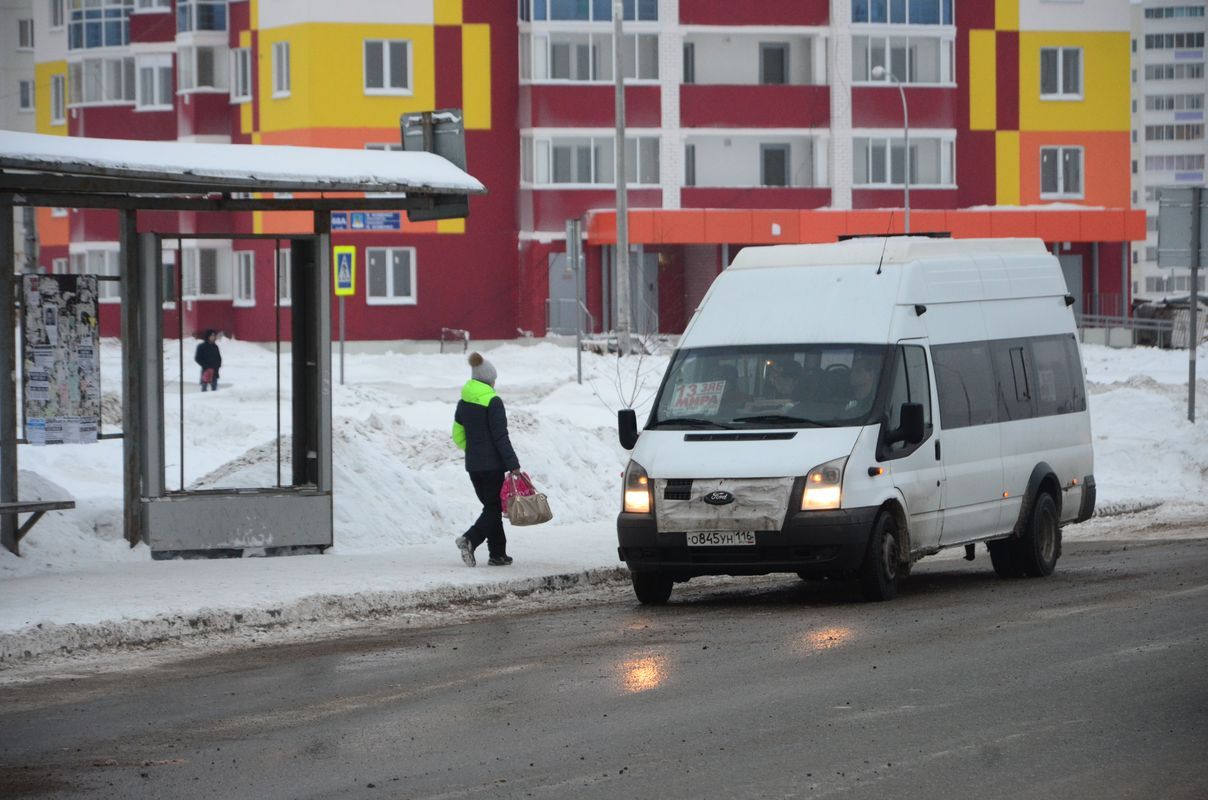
[897,78,909,234]
[1091,242,1100,315]
[567,218,583,385]
[119,209,143,547]
[1,204,18,554]
[21,207,38,273]
[613,0,632,355]
[339,296,345,386]
[1189,187,1201,424]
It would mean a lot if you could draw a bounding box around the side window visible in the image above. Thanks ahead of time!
[933,342,997,429]
[885,345,932,453]
[1030,334,1083,416]
[989,339,1036,421]
[1063,335,1087,413]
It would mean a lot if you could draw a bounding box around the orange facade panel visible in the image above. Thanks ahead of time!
[1017,132,1131,208]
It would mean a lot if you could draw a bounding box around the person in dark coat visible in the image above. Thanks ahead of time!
[194,329,222,391]
[451,352,520,567]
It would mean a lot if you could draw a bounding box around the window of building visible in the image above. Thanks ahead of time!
[854,136,955,186]
[1145,124,1206,141]
[1144,32,1206,50]
[364,40,412,94]
[231,47,252,102]
[1145,153,1206,172]
[1040,47,1081,99]
[53,257,68,274]
[136,53,173,109]
[522,134,660,186]
[932,342,997,429]
[1145,5,1206,17]
[70,247,121,301]
[1040,146,1083,197]
[177,0,226,33]
[853,0,954,24]
[272,41,290,97]
[276,248,292,305]
[18,18,34,49]
[182,247,230,299]
[68,0,132,50]
[683,42,695,84]
[50,75,66,123]
[684,143,696,187]
[760,43,789,85]
[234,251,255,306]
[366,247,417,305]
[519,0,658,22]
[178,46,227,92]
[521,32,657,82]
[853,35,954,83]
[68,56,136,105]
[51,0,65,29]
[18,80,35,112]
[761,144,790,187]
[136,0,171,10]
[1145,63,1205,81]
[1144,94,1205,112]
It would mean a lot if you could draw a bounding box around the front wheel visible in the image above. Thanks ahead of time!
[631,571,673,605]
[859,511,901,602]
[1016,492,1061,577]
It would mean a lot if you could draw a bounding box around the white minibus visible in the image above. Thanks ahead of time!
[617,237,1095,604]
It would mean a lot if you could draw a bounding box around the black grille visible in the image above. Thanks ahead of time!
[683,432,797,441]
[664,479,693,500]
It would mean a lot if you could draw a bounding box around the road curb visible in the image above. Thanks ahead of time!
[0,567,631,664]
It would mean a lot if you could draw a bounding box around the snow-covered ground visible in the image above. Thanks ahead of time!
[1,339,1206,663]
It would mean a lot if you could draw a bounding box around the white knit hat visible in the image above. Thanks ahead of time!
[468,352,497,386]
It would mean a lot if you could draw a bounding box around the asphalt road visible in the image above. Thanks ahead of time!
[2,538,1207,800]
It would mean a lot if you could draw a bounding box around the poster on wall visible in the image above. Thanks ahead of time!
[22,275,101,446]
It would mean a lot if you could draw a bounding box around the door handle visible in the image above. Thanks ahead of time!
[935,440,941,461]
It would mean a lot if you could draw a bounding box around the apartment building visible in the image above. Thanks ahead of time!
[27,1,1143,341]
[1,0,36,271]
[1129,0,1207,300]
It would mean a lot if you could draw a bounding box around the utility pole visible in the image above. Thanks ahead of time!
[612,0,632,355]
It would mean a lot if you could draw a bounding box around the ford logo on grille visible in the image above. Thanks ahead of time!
[703,490,735,506]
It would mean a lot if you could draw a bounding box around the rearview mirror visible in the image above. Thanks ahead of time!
[618,409,639,450]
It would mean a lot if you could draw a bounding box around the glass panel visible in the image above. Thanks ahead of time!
[853,0,869,23]
[870,37,887,76]
[577,144,593,183]
[912,38,941,82]
[550,41,571,79]
[104,58,123,100]
[854,139,870,184]
[535,139,550,183]
[637,34,658,79]
[592,0,609,21]
[1040,49,1058,94]
[519,33,531,80]
[199,249,218,296]
[869,0,888,23]
[914,139,941,183]
[391,251,411,298]
[1040,149,1058,193]
[621,34,637,79]
[594,33,613,80]
[534,0,546,20]
[853,37,869,81]
[871,140,887,183]
[196,47,214,87]
[909,0,940,24]
[1062,149,1081,194]
[933,342,997,428]
[761,44,787,85]
[389,41,408,88]
[368,251,387,297]
[365,41,383,88]
[139,66,154,106]
[1062,48,1080,94]
[594,138,614,183]
[548,0,588,20]
[890,37,908,82]
[891,0,906,24]
[638,0,657,20]
[158,64,173,104]
[639,138,659,184]
[890,140,905,184]
[942,0,953,25]
[762,146,788,187]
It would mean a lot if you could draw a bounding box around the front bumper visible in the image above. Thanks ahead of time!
[617,506,879,578]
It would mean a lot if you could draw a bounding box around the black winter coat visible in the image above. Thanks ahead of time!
[452,380,520,473]
[194,341,222,374]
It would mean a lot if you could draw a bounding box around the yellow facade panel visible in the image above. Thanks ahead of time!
[969,30,997,131]
[437,218,466,234]
[462,24,492,130]
[434,0,463,26]
[1018,32,1130,132]
[34,62,68,135]
[996,131,1021,205]
[995,0,1019,31]
[257,24,437,134]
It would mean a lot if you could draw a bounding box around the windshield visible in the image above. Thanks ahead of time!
[650,344,889,429]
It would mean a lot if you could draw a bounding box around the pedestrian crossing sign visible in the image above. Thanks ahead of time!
[333,246,356,297]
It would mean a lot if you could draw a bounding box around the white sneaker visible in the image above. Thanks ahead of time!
[455,535,475,567]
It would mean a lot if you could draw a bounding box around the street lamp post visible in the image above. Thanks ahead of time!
[612,0,632,354]
[872,65,909,233]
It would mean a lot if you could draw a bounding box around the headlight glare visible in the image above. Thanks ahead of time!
[623,461,652,514]
[801,457,846,511]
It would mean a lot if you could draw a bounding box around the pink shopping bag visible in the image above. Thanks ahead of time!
[500,471,536,516]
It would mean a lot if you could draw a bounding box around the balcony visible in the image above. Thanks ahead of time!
[684,134,828,202]
[851,86,958,129]
[679,0,829,26]
[524,85,660,128]
[681,85,830,129]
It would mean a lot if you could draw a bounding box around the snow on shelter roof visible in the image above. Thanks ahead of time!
[0,130,484,196]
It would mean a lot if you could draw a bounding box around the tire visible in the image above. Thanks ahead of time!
[1016,492,1061,577]
[859,511,901,602]
[631,571,673,605]
[987,538,1025,578]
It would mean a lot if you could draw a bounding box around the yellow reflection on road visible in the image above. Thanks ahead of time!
[620,654,668,693]
[798,626,855,653]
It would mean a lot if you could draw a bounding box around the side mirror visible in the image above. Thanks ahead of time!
[898,402,926,445]
[618,409,639,450]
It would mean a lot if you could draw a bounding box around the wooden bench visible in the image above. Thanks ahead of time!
[0,500,77,556]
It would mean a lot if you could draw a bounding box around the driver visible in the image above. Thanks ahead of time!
[846,355,880,413]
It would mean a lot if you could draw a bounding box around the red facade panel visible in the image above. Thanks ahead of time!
[955,129,996,207]
[527,85,661,128]
[851,188,961,210]
[681,187,831,210]
[434,26,463,110]
[129,9,175,43]
[680,85,830,129]
[178,92,233,138]
[528,188,663,233]
[851,87,959,130]
[995,31,1019,131]
[679,0,829,26]
[70,105,176,140]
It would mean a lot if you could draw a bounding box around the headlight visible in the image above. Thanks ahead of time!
[623,460,652,514]
[801,457,846,511]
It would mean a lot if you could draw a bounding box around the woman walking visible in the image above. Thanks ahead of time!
[194,329,222,391]
[451,352,520,567]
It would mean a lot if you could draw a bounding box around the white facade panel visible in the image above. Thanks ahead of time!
[685,32,818,85]
[1019,0,1131,32]
[257,0,435,29]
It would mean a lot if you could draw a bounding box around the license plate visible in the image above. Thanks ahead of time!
[686,531,756,547]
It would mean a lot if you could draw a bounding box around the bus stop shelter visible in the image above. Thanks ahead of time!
[0,128,483,557]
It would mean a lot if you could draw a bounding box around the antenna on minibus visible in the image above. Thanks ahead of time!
[875,210,895,275]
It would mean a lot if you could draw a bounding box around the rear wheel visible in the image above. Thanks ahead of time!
[1016,492,1061,577]
[987,538,1025,578]
[631,571,673,605]
[859,511,901,602]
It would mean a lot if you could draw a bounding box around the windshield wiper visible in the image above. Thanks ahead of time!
[731,414,828,427]
[651,417,733,429]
